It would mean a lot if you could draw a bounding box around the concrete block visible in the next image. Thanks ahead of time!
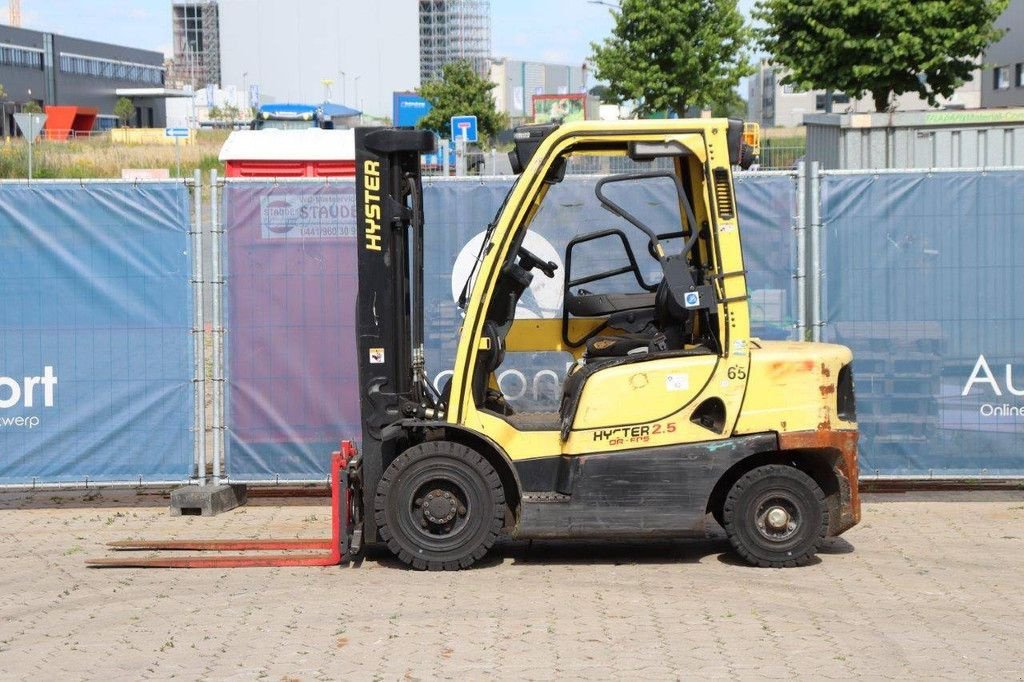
[169,484,247,517]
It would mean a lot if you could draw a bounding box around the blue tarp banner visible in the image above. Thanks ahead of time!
[0,182,194,483]
[223,174,798,480]
[223,181,360,480]
[821,170,1024,475]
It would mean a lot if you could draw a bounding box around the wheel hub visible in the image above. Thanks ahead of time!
[754,496,800,542]
[420,489,458,525]
[765,506,790,530]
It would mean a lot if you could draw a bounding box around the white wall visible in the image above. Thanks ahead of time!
[165,86,253,128]
[217,0,419,118]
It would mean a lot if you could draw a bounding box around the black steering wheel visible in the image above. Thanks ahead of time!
[517,245,558,279]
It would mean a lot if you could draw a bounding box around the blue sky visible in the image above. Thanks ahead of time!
[9,0,758,67]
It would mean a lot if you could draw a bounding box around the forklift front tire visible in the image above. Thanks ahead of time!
[375,441,505,571]
[722,464,828,568]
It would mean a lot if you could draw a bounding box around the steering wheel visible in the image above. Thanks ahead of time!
[517,245,558,279]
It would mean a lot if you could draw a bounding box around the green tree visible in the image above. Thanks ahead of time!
[417,61,508,143]
[710,90,749,119]
[207,105,223,121]
[113,97,134,127]
[222,103,240,122]
[755,0,1009,112]
[22,100,42,114]
[590,0,753,117]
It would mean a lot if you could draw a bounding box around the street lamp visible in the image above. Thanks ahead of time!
[587,0,619,8]
[321,79,333,102]
[339,71,346,104]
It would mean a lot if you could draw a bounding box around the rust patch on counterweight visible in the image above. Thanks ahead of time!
[778,429,860,534]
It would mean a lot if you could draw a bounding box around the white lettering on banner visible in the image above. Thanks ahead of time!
[962,354,1024,397]
[962,355,1001,396]
[980,404,1024,417]
[0,366,57,409]
[963,354,1024,418]
[259,193,357,240]
[0,416,40,429]
[431,363,575,405]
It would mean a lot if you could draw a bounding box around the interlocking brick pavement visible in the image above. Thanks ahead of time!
[0,491,1022,680]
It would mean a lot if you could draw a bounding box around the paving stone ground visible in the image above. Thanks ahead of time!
[0,490,1022,680]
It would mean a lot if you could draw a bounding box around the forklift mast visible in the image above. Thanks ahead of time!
[353,127,436,530]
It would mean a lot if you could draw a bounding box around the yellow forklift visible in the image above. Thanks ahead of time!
[352,119,860,570]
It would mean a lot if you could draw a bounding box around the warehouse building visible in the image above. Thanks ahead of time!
[0,24,168,136]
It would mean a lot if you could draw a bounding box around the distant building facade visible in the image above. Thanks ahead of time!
[748,61,981,128]
[217,0,419,118]
[982,0,1024,107]
[489,58,591,124]
[169,1,220,90]
[419,0,491,83]
[0,25,166,135]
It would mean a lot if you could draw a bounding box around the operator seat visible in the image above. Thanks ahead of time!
[581,279,691,360]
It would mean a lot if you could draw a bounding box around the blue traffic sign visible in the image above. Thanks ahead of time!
[450,115,478,142]
[164,127,190,138]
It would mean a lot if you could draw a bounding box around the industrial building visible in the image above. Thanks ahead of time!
[488,58,594,125]
[0,24,168,136]
[747,61,981,128]
[169,1,220,90]
[982,0,1024,107]
[217,0,419,118]
[419,0,490,83]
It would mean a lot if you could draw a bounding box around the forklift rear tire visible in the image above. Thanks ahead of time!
[375,441,505,571]
[722,464,827,568]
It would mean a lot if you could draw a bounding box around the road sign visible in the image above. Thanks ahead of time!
[14,112,46,141]
[14,112,47,180]
[164,128,189,178]
[450,115,478,143]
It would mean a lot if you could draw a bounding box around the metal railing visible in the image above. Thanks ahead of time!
[755,141,806,171]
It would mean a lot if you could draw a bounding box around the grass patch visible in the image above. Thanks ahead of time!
[0,130,230,179]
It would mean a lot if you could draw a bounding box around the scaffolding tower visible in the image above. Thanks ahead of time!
[170,1,221,89]
[419,0,491,83]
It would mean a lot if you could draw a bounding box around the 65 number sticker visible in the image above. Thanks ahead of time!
[727,365,747,380]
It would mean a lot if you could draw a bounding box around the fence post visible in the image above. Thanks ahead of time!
[441,139,450,176]
[794,161,807,340]
[210,169,225,485]
[191,169,207,486]
[455,137,467,177]
[809,161,823,342]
